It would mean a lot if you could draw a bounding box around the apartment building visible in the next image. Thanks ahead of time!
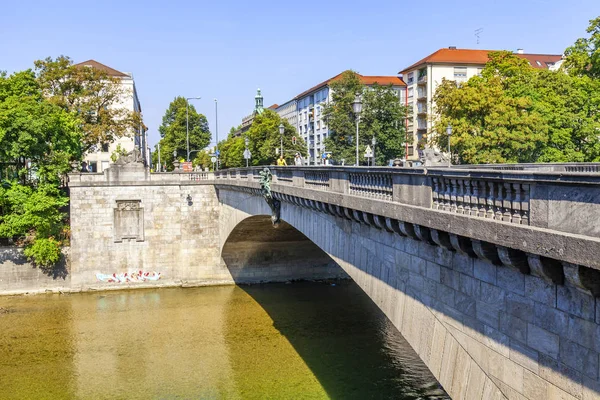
[277,73,406,165]
[74,60,145,172]
[399,47,562,160]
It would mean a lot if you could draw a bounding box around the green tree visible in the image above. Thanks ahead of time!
[0,69,80,269]
[323,71,406,165]
[361,84,407,165]
[322,70,363,164]
[153,97,211,170]
[433,50,600,164]
[563,16,600,78]
[34,56,140,153]
[0,70,82,184]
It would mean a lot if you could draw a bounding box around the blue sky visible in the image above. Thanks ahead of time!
[1,0,598,148]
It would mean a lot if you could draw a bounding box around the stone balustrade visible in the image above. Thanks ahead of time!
[212,166,600,237]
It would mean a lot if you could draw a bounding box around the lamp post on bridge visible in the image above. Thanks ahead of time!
[352,95,362,166]
[279,123,285,158]
[446,123,452,167]
[372,136,377,167]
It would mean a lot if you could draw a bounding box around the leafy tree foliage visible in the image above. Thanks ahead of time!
[0,70,82,184]
[323,71,407,165]
[34,56,140,153]
[564,16,600,79]
[361,84,408,165]
[433,51,600,164]
[152,96,211,170]
[218,110,307,168]
[322,71,363,164]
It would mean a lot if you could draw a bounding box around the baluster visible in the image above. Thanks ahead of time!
[456,179,465,214]
[511,183,522,224]
[450,179,458,212]
[432,178,440,209]
[486,181,496,218]
[521,184,530,225]
[494,182,504,220]
[443,179,451,211]
[503,182,513,222]
[463,180,472,215]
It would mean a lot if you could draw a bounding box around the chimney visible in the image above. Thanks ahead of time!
[517,48,524,54]
[449,46,457,50]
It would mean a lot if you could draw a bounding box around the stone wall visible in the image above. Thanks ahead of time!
[69,183,228,289]
[219,188,600,400]
[0,247,70,295]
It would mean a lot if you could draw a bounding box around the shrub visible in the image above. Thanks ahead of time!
[24,237,62,270]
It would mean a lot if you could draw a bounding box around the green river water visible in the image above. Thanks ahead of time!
[0,281,448,399]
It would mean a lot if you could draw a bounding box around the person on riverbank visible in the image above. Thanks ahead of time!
[277,155,287,166]
[294,153,303,166]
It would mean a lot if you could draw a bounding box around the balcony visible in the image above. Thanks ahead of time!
[417,92,427,101]
[417,106,427,116]
[417,75,427,85]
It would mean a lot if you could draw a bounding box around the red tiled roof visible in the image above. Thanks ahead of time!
[517,53,563,69]
[399,48,562,74]
[294,72,405,100]
[267,104,279,109]
[74,59,130,77]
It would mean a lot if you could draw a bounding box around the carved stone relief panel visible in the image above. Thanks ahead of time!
[114,200,144,242]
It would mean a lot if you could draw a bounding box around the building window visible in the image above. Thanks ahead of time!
[101,143,109,152]
[477,68,483,76]
[408,87,414,98]
[454,67,467,78]
[407,72,414,84]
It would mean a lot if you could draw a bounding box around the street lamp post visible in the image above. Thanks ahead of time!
[372,136,377,167]
[279,123,285,159]
[446,123,452,167]
[214,99,219,171]
[245,136,249,167]
[186,97,201,162]
[352,95,362,166]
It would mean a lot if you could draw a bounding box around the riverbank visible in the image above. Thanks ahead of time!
[0,246,349,296]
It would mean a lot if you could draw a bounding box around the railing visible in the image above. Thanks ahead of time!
[204,165,600,239]
[432,177,530,225]
[304,171,330,188]
[349,172,393,201]
[275,169,293,182]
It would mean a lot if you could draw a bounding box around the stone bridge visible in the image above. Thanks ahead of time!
[67,162,600,400]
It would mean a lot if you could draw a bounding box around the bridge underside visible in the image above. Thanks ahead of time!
[221,215,347,283]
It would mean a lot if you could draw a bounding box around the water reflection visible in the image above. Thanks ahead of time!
[0,282,447,399]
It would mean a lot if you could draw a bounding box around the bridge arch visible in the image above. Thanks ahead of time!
[220,214,346,283]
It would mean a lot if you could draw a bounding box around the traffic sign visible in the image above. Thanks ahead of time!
[215,150,220,156]
[364,145,373,158]
[243,149,252,159]
[182,162,193,172]
[210,156,217,163]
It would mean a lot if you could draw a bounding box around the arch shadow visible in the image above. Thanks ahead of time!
[221,215,448,399]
